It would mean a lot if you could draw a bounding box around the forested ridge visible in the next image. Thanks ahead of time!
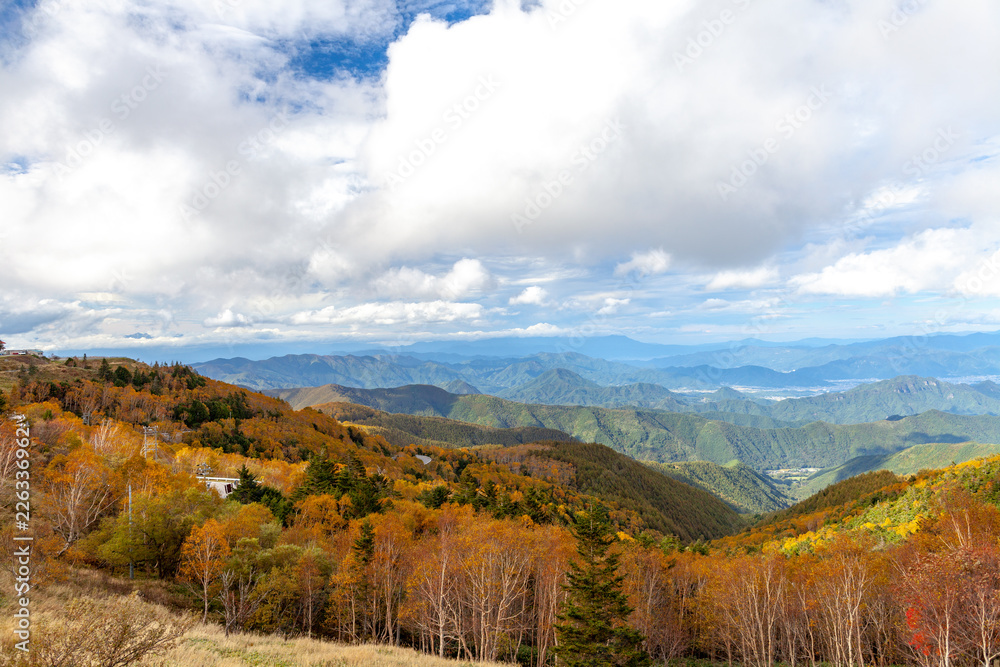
[4,354,1000,666]
[274,381,1000,471]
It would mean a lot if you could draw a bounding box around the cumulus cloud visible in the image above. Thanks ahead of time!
[790,228,986,298]
[614,249,672,278]
[290,300,485,326]
[706,267,778,291]
[509,286,548,305]
[204,309,255,328]
[597,297,630,315]
[2,0,1000,350]
[374,258,494,300]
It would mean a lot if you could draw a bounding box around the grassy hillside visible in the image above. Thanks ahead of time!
[797,441,1000,497]
[158,626,512,666]
[646,460,795,514]
[0,570,511,667]
[750,469,905,533]
[270,384,1000,472]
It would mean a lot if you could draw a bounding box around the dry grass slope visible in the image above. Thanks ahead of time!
[0,570,510,667]
[146,624,513,667]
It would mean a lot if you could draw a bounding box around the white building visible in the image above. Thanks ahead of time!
[197,476,241,499]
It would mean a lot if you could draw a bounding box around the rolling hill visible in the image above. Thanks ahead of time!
[497,368,689,410]
[797,441,1000,496]
[644,460,795,514]
[317,401,577,450]
[482,440,746,540]
[268,383,1000,472]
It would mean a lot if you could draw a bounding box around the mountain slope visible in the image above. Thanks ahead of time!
[798,441,1000,496]
[498,368,689,410]
[765,375,1000,423]
[317,402,577,449]
[8,356,743,542]
[269,384,1000,472]
[486,441,745,540]
[645,461,794,514]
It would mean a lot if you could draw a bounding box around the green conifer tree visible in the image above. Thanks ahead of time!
[98,358,112,382]
[554,505,651,667]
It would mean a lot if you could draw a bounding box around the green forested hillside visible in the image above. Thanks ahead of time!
[271,383,1000,472]
[764,375,1000,423]
[646,460,795,514]
[317,401,576,449]
[316,403,745,537]
[485,441,745,540]
[497,368,690,410]
[752,469,905,530]
[797,441,1000,497]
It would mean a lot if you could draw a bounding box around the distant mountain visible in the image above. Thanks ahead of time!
[655,335,1000,375]
[497,368,689,410]
[196,351,833,393]
[443,379,481,395]
[269,383,1000,472]
[273,383,462,416]
[319,402,576,449]
[645,461,795,515]
[763,375,1000,423]
[972,380,1000,400]
[500,373,1000,425]
[194,354,466,392]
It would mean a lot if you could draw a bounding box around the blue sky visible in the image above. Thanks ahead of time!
[1,0,1000,361]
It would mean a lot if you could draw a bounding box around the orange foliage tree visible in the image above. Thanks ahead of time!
[180,518,230,622]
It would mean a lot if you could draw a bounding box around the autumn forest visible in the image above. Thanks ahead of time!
[2,354,1000,666]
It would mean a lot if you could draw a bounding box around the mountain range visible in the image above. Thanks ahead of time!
[273,372,1000,426]
[268,381,1000,473]
[193,330,1000,397]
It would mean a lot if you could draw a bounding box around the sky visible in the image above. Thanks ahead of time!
[1,0,1000,361]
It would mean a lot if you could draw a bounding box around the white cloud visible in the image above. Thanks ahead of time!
[597,297,630,315]
[792,228,973,297]
[3,0,1000,350]
[374,258,494,300]
[614,249,672,278]
[509,286,548,305]
[290,300,485,326]
[696,297,781,314]
[706,267,778,291]
[204,309,255,328]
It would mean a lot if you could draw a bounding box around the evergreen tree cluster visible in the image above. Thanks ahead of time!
[555,504,651,667]
[227,465,293,524]
[292,453,392,519]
